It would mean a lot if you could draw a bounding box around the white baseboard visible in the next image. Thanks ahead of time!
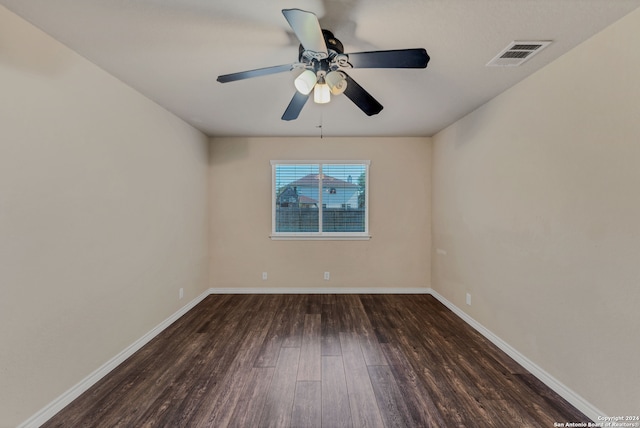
[21,286,603,427]
[209,287,431,294]
[428,289,605,422]
[17,289,211,428]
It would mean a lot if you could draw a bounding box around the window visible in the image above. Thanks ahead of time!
[271,160,370,240]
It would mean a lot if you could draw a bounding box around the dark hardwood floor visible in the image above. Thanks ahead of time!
[43,294,590,427]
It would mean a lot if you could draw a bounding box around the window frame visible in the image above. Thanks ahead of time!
[270,160,371,240]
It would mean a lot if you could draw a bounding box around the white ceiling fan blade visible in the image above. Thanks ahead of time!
[282,9,328,58]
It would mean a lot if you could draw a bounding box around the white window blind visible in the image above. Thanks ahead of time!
[271,161,370,240]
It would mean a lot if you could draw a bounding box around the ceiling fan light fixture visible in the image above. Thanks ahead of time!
[217,9,429,120]
[325,71,347,95]
[314,82,331,104]
[294,69,317,95]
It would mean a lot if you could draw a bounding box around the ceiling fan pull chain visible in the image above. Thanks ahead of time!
[317,113,323,139]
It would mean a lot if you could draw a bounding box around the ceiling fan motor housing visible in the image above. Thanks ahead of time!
[298,29,346,74]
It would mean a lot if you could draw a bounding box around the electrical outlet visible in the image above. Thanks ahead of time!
[262,272,268,280]
[324,272,330,280]
[466,293,471,306]
[179,288,184,300]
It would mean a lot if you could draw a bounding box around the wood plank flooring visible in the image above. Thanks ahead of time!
[42,294,591,427]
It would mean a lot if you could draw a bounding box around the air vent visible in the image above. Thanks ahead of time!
[487,40,552,67]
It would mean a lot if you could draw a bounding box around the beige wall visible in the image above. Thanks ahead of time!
[210,137,431,290]
[432,8,640,416]
[0,6,210,427]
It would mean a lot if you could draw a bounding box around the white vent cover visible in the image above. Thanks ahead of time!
[487,40,552,67]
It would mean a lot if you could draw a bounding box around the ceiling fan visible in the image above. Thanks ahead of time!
[217,8,430,121]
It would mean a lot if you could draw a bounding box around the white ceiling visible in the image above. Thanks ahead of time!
[3,0,640,138]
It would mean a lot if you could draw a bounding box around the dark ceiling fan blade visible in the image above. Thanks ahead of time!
[342,72,383,116]
[217,64,297,83]
[346,48,430,68]
[282,9,328,57]
[282,91,310,121]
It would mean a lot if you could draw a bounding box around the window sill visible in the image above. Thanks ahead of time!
[270,234,371,241]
